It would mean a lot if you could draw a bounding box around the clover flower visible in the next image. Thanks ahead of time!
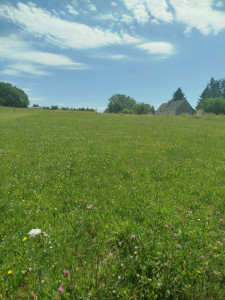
[87,204,93,210]
[217,211,220,215]
[64,270,70,278]
[164,263,168,268]
[58,286,64,294]
[28,229,41,237]
[177,244,181,249]
[219,218,223,222]
[131,235,136,240]
[201,255,204,260]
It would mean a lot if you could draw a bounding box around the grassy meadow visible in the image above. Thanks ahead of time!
[0,107,225,299]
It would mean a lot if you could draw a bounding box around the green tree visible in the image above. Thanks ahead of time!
[105,94,136,113]
[196,77,224,109]
[133,102,155,114]
[0,81,29,108]
[201,98,225,114]
[171,87,186,101]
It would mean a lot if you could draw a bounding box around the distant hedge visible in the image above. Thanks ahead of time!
[0,81,29,108]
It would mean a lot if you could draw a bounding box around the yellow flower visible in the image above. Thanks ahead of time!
[22,237,27,242]
[8,270,13,275]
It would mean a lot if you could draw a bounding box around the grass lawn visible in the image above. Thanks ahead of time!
[0,107,225,299]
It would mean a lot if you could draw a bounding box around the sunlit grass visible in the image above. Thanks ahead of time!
[0,107,224,299]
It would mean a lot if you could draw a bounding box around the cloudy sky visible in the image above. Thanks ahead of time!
[0,0,225,110]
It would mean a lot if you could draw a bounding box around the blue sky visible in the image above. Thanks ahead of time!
[0,0,225,111]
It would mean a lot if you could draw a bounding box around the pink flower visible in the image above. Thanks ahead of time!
[87,204,93,210]
[219,218,223,222]
[189,231,193,234]
[173,233,178,238]
[131,235,136,240]
[177,244,181,249]
[165,225,168,229]
[58,286,64,294]
[64,270,70,278]
[67,166,70,169]
[217,211,220,215]
[164,263,168,268]
[201,255,204,260]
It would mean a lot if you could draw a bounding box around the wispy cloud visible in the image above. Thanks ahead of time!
[122,0,173,24]
[170,0,225,35]
[0,35,86,76]
[0,2,140,50]
[137,42,175,55]
[121,0,225,35]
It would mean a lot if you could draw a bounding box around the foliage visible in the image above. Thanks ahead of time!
[0,108,225,299]
[51,105,59,110]
[105,94,154,115]
[171,87,186,101]
[105,94,136,113]
[132,102,155,115]
[32,104,41,108]
[0,81,29,108]
[201,97,225,114]
[196,77,225,109]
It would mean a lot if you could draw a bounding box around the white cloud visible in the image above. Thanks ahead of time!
[216,1,223,8]
[122,0,225,35]
[0,2,140,49]
[123,0,173,24]
[0,35,86,76]
[121,14,134,24]
[96,13,116,21]
[111,2,117,7]
[109,55,127,59]
[137,42,175,55]
[170,0,225,35]
[88,4,97,11]
[66,5,79,16]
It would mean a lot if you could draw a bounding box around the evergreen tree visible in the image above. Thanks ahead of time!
[171,87,186,101]
[196,77,224,109]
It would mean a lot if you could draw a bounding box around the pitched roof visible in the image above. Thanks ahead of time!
[157,99,186,112]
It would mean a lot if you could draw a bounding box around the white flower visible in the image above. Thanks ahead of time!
[28,229,41,237]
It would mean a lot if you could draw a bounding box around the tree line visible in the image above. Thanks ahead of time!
[1,77,225,114]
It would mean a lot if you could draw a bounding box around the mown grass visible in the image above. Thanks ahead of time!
[0,107,225,299]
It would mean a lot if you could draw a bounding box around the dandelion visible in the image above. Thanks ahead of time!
[219,218,223,222]
[28,229,41,238]
[58,286,64,294]
[201,255,204,260]
[177,244,181,249]
[8,270,13,275]
[22,237,27,242]
[131,235,136,240]
[87,204,93,210]
[64,270,70,278]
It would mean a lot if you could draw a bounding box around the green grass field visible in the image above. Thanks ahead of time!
[0,107,225,299]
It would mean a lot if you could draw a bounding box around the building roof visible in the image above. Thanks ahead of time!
[157,99,187,112]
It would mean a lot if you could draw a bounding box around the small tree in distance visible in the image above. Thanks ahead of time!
[171,87,186,101]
